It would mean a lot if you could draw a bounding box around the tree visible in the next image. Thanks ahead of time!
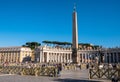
[42,40,72,47]
[22,42,41,50]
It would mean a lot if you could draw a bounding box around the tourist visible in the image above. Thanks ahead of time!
[86,63,89,69]
[57,63,62,76]
[79,64,81,69]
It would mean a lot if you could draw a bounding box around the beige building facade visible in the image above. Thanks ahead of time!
[0,46,119,64]
[0,47,32,63]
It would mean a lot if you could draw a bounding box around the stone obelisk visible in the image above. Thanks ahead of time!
[72,5,78,64]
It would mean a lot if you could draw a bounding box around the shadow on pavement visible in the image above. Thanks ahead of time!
[53,78,102,82]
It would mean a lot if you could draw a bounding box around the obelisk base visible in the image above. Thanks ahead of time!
[72,48,78,64]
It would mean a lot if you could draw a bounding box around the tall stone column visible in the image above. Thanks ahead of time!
[42,52,44,63]
[82,54,84,63]
[113,53,115,63]
[70,53,72,63]
[57,54,58,63]
[109,53,111,63]
[85,54,87,63]
[116,53,118,63]
[47,52,49,63]
[72,5,78,64]
[61,54,63,63]
[64,54,66,63]
[104,53,106,63]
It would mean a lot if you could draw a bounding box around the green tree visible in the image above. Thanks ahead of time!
[22,42,41,50]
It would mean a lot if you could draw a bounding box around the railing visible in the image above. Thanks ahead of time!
[0,66,58,77]
[89,68,120,80]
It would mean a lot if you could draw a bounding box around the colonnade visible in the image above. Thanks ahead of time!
[39,51,99,64]
[35,46,120,64]
[104,52,120,63]
[77,52,98,64]
[40,52,72,63]
[36,46,100,64]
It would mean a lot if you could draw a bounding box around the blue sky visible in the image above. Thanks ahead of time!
[0,0,120,47]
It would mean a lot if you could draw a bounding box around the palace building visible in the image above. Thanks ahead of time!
[0,47,32,63]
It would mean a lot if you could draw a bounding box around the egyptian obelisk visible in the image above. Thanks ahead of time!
[72,5,78,63]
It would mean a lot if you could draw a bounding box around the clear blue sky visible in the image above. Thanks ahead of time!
[0,0,120,47]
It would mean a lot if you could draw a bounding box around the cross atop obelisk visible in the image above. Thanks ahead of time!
[73,3,76,11]
[72,4,78,63]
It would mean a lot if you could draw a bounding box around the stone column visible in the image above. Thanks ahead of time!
[116,53,118,63]
[113,53,115,63]
[46,52,49,63]
[39,51,42,63]
[109,53,111,63]
[57,53,60,63]
[53,53,55,62]
[48,52,50,62]
[66,54,68,63]
[57,53,58,63]
[82,54,84,63]
[12,52,14,62]
[70,53,72,63]
[83,54,85,63]
[85,54,86,63]
[86,54,88,63]
[104,53,107,63]
[51,53,52,62]
[59,54,60,63]
[64,54,66,63]
[55,53,57,62]
[61,53,63,63]
[42,52,45,63]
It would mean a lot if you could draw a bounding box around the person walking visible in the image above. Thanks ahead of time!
[57,63,62,77]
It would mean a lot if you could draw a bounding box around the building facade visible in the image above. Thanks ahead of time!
[102,48,120,63]
[35,45,100,64]
[0,47,32,63]
[35,46,120,64]
[0,46,119,64]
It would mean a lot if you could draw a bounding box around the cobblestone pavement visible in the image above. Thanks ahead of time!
[0,69,116,82]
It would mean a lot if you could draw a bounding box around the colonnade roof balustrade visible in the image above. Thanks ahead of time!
[37,46,100,52]
[78,48,100,51]
[42,46,72,51]
[102,48,120,53]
